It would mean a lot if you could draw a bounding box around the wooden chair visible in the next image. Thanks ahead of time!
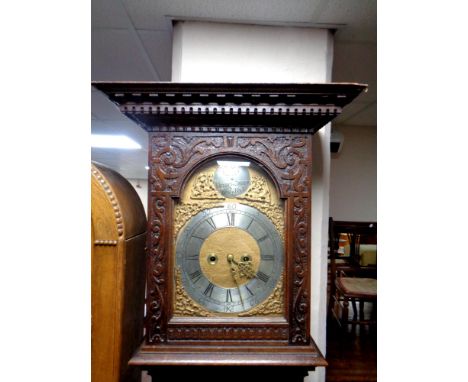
[328,218,377,331]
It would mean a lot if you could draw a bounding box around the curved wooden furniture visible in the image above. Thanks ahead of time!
[92,162,147,382]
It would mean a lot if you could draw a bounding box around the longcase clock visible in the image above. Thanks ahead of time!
[93,82,366,381]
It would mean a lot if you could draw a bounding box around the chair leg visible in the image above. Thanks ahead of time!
[351,298,358,332]
[330,288,341,327]
[359,300,365,321]
[342,297,349,329]
[351,298,358,320]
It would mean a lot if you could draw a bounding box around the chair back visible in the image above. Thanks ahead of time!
[329,218,377,269]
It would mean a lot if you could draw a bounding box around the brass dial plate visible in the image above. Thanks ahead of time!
[175,203,283,314]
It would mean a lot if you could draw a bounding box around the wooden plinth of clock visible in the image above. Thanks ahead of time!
[128,132,326,368]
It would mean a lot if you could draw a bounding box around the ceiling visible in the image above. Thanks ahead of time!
[91,0,376,179]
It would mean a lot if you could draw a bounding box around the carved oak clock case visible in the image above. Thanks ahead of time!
[93,82,366,378]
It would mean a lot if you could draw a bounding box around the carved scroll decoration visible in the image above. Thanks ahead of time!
[146,195,167,343]
[150,135,225,194]
[237,136,310,196]
[149,135,310,196]
[290,196,310,344]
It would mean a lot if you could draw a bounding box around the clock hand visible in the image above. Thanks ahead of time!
[229,255,255,279]
[227,254,245,309]
[238,260,256,279]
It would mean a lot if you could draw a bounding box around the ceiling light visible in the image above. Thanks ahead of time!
[145,166,150,170]
[91,134,142,149]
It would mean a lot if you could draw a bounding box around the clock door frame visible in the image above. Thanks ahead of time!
[145,132,312,346]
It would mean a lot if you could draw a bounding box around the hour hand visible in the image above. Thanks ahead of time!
[227,254,245,308]
[237,260,255,279]
[227,254,255,279]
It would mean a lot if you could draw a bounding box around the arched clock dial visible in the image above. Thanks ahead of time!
[176,203,283,314]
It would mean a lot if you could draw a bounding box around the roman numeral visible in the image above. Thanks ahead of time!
[206,217,217,230]
[203,282,215,297]
[186,254,199,261]
[261,254,274,261]
[191,234,205,241]
[226,289,233,302]
[244,285,254,296]
[256,271,270,283]
[257,235,268,243]
[224,304,233,313]
[189,270,202,283]
[227,212,235,226]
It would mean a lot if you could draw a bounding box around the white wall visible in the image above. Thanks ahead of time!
[173,21,332,382]
[172,21,331,83]
[127,178,148,217]
[329,124,377,221]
